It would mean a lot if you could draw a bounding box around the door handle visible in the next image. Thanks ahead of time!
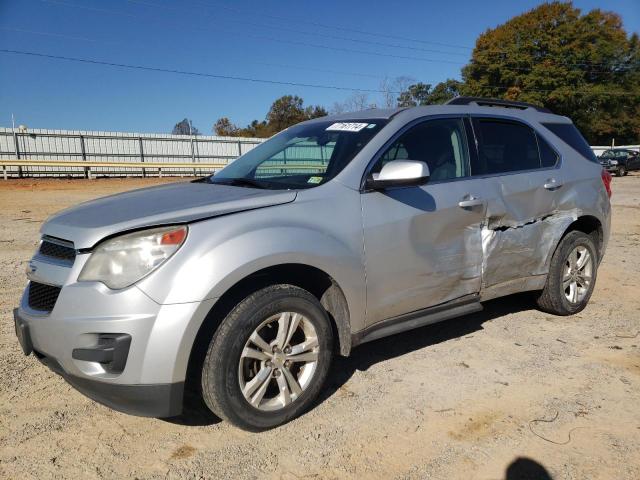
[458,196,484,208]
[543,178,563,190]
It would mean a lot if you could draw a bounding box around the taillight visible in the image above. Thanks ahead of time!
[601,169,612,198]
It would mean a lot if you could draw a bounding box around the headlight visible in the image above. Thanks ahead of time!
[79,225,187,289]
[609,160,618,165]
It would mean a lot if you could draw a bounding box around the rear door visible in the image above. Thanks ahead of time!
[470,117,563,288]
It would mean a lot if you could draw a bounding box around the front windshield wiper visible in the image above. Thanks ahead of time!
[211,177,268,189]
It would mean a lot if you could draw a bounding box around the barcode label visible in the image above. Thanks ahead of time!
[326,122,369,132]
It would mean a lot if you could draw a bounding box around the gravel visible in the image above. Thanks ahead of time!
[1,176,639,479]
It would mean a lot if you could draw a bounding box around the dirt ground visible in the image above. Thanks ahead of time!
[0,176,639,480]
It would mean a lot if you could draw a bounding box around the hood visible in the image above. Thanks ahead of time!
[41,181,297,249]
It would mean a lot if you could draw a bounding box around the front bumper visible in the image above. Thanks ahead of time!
[13,310,183,416]
[600,163,620,172]
[14,281,215,417]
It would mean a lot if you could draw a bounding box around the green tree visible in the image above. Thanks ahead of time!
[266,95,327,132]
[397,79,462,107]
[461,1,640,144]
[213,95,327,138]
[213,117,238,136]
[397,83,432,107]
[427,79,463,105]
[305,104,329,120]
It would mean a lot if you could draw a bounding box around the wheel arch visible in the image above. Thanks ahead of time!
[184,263,352,395]
[544,214,604,273]
[562,215,604,261]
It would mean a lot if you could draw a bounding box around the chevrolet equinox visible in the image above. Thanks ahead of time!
[14,97,612,431]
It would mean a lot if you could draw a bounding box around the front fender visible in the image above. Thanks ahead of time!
[136,196,367,332]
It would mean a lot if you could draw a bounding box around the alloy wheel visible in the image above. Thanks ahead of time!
[238,312,319,411]
[562,245,593,304]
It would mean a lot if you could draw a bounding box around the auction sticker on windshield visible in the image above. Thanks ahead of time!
[326,122,369,132]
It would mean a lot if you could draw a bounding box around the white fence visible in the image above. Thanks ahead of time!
[0,127,264,178]
[1,126,637,178]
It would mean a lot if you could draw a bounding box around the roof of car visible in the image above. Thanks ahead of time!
[312,99,569,125]
[320,108,407,121]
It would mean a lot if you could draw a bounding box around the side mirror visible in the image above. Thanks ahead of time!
[367,160,430,190]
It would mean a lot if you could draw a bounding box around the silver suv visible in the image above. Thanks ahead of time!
[14,97,611,431]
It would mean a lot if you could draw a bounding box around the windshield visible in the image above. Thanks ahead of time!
[208,119,387,189]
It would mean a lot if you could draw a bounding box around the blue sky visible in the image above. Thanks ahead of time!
[1,0,638,134]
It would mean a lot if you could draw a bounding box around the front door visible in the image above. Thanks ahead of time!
[361,117,485,325]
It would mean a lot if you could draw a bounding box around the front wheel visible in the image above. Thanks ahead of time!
[201,285,333,431]
[536,231,598,316]
[616,166,626,177]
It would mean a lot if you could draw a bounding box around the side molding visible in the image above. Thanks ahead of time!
[351,295,482,348]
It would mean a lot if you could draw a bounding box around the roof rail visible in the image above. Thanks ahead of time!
[446,96,552,114]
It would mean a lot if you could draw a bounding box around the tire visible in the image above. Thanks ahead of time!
[201,284,333,431]
[616,166,625,177]
[536,231,598,316]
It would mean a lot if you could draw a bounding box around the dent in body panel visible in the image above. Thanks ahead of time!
[478,168,588,289]
[423,219,483,303]
[406,206,483,302]
[480,210,578,288]
[360,179,486,325]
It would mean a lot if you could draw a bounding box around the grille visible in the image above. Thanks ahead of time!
[39,238,76,262]
[28,282,62,312]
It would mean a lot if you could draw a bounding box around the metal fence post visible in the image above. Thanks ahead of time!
[191,137,197,176]
[139,137,146,178]
[80,135,88,179]
[282,145,287,174]
[13,131,22,178]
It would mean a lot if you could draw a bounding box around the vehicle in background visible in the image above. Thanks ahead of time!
[599,148,640,177]
[14,97,611,431]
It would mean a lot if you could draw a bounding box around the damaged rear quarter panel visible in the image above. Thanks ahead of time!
[478,164,565,288]
[479,155,608,291]
[481,209,578,288]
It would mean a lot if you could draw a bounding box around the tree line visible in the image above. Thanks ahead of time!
[174,2,639,145]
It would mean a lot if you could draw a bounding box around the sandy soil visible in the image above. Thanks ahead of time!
[0,176,639,480]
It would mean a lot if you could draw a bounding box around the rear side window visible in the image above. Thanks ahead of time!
[537,134,559,168]
[542,123,597,163]
[471,119,540,175]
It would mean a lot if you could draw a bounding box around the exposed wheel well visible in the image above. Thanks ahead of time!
[564,215,603,260]
[185,264,351,395]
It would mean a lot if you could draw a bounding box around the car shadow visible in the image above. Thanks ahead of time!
[164,292,535,427]
[318,292,535,405]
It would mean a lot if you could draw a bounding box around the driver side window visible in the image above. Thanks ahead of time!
[374,118,470,182]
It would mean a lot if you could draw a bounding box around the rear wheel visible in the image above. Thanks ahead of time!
[201,284,333,431]
[536,231,598,316]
